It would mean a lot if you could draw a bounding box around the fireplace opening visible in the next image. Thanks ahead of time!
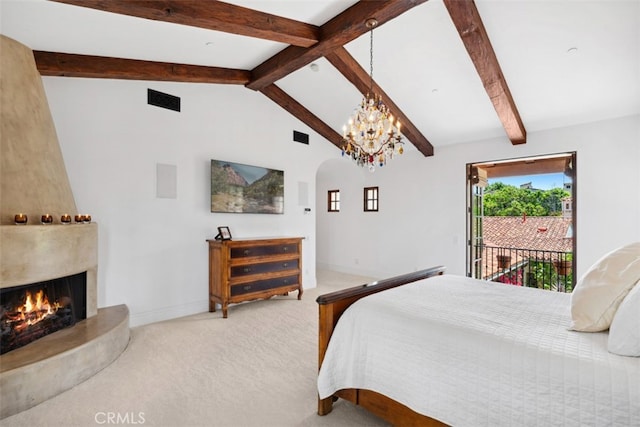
[1,272,86,355]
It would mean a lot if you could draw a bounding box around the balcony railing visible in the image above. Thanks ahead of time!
[480,245,574,292]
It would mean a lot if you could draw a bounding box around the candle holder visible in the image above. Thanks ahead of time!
[83,214,92,223]
[41,214,53,224]
[61,214,72,224]
[74,215,83,223]
[14,213,28,225]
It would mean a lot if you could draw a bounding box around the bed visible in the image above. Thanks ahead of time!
[316,245,640,426]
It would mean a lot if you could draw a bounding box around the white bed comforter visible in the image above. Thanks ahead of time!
[318,275,640,426]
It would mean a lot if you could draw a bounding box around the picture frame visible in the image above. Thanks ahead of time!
[216,226,232,241]
[211,159,284,214]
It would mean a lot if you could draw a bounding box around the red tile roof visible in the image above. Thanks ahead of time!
[483,216,572,252]
[480,216,573,280]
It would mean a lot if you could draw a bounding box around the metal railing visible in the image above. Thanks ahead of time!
[481,245,574,292]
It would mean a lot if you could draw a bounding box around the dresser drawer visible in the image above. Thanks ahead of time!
[230,274,299,296]
[230,259,299,278]
[230,243,298,259]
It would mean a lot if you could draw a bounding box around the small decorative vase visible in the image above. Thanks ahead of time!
[554,260,572,276]
[497,255,512,269]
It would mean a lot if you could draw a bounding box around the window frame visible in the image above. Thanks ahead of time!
[363,186,379,212]
[327,189,340,212]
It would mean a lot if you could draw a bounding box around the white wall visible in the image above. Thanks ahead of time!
[317,115,640,280]
[42,77,338,326]
[42,73,639,325]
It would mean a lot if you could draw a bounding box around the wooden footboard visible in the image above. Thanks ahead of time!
[316,266,447,425]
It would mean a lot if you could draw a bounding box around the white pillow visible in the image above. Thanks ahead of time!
[608,281,640,356]
[570,242,640,332]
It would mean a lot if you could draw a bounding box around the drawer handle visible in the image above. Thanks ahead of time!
[283,279,289,284]
[282,263,288,268]
[243,285,252,291]
[283,247,288,252]
[243,249,250,256]
[243,267,251,273]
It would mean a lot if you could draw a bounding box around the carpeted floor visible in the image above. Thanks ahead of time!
[2,270,390,427]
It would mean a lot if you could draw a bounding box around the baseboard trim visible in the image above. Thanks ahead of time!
[129,300,209,327]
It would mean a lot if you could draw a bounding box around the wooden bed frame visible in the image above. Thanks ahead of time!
[316,266,448,426]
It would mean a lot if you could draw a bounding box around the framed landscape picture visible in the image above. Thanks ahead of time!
[211,159,284,214]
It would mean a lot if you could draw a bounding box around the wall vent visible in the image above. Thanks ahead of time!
[293,130,309,145]
[148,89,181,112]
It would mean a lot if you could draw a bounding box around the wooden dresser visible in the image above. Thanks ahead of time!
[207,237,303,318]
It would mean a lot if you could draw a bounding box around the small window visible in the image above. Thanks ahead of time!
[364,187,379,212]
[328,190,340,212]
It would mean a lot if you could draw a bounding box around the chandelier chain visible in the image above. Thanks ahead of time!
[369,25,374,95]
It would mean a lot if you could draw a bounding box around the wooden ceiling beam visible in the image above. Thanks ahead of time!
[325,47,434,157]
[50,0,320,48]
[42,0,433,153]
[246,0,427,91]
[34,51,251,84]
[443,0,526,145]
[260,84,343,149]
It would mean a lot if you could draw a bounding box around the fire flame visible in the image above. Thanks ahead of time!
[15,290,61,329]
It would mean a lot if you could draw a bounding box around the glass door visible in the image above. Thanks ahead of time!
[466,153,577,286]
[467,165,486,279]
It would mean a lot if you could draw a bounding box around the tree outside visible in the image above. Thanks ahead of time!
[483,182,570,217]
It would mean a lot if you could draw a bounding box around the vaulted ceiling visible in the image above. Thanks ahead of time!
[2,0,639,156]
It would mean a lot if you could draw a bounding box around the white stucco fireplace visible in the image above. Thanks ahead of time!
[0,35,130,419]
[0,217,130,421]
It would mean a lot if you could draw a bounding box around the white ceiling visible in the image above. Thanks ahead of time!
[1,0,639,149]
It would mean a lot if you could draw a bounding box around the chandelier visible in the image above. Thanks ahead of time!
[341,18,404,172]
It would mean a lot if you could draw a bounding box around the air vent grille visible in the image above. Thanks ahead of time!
[293,130,309,145]
[148,89,180,112]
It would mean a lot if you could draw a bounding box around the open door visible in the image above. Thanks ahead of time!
[467,153,577,284]
[467,165,487,279]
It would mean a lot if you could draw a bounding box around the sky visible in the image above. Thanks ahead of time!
[489,173,570,190]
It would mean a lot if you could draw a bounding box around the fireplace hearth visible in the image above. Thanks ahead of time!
[1,272,87,354]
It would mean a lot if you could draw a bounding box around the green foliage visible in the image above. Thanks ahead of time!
[528,260,574,292]
[483,182,570,216]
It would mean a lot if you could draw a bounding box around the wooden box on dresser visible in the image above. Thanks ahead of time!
[207,237,303,318]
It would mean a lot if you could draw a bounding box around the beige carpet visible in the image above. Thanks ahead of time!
[2,270,390,427]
